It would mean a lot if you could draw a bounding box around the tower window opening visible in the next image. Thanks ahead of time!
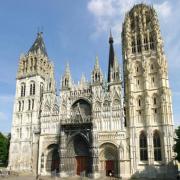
[18,101,21,112]
[33,83,35,95]
[154,108,157,114]
[140,132,148,161]
[146,13,151,25]
[135,16,139,26]
[30,84,32,95]
[132,42,136,53]
[153,131,162,161]
[23,61,25,71]
[40,83,44,97]
[30,82,35,95]
[95,73,97,81]
[136,67,139,72]
[22,100,24,111]
[49,82,51,90]
[151,77,155,85]
[154,97,157,105]
[28,99,31,110]
[150,34,155,50]
[21,83,26,97]
[138,99,141,107]
[31,58,33,66]
[137,36,141,53]
[32,99,34,110]
[144,36,149,51]
[116,72,119,79]
[151,64,154,70]
[131,17,135,30]
[137,79,140,85]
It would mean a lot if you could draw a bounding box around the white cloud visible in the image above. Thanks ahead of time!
[88,0,173,44]
[154,1,172,19]
[88,0,115,17]
[88,0,137,43]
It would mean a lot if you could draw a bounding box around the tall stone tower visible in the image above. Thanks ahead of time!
[122,4,175,178]
[8,32,56,173]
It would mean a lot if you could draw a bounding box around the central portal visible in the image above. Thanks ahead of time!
[73,135,90,175]
[65,133,91,176]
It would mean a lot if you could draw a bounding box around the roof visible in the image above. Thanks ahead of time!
[28,32,48,57]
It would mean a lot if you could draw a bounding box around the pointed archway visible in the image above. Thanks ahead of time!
[46,144,60,173]
[99,143,119,177]
[66,134,91,176]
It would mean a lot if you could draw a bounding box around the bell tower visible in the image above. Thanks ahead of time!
[9,32,55,173]
[122,4,175,177]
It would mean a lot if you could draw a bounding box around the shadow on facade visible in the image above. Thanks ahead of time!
[130,161,178,180]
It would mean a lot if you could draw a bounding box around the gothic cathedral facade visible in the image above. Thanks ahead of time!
[8,4,177,179]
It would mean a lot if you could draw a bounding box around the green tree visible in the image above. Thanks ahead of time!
[0,132,10,167]
[174,126,180,162]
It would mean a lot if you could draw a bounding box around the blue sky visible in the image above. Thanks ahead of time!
[0,0,179,133]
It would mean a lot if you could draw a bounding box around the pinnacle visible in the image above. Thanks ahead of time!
[65,62,70,74]
[94,56,100,69]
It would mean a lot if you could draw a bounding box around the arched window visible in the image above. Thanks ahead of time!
[30,81,35,95]
[20,83,26,97]
[139,131,148,161]
[30,84,32,95]
[40,83,44,97]
[22,100,24,111]
[153,131,162,161]
[137,97,142,107]
[28,99,31,110]
[152,94,158,106]
[137,35,141,53]
[34,57,37,70]
[33,83,35,95]
[153,97,157,105]
[18,101,21,112]
[150,33,155,50]
[49,82,51,89]
[132,38,136,53]
[144,35,148,51]
[41,153,44,169]
[32,99,34,110]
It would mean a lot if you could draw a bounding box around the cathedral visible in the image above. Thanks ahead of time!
[8,4,177,179]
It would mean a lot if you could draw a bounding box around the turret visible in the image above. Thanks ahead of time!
[61,63,72,90]
[107,31,121,85]
[91,56,103,85]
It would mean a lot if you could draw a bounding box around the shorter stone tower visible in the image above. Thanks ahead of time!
[8,32,56,173]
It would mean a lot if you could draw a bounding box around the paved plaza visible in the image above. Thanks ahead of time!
[0,175,120,180]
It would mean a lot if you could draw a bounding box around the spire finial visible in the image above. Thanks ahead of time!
[80,73,86,84]
[109,29,114,44]
[65,62,70,73]
[94,56,100,69]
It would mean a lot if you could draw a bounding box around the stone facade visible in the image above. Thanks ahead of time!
[8,4,177,179]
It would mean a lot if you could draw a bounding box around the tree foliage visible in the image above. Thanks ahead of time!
[0,132,10,166]
[174,126,180,162]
